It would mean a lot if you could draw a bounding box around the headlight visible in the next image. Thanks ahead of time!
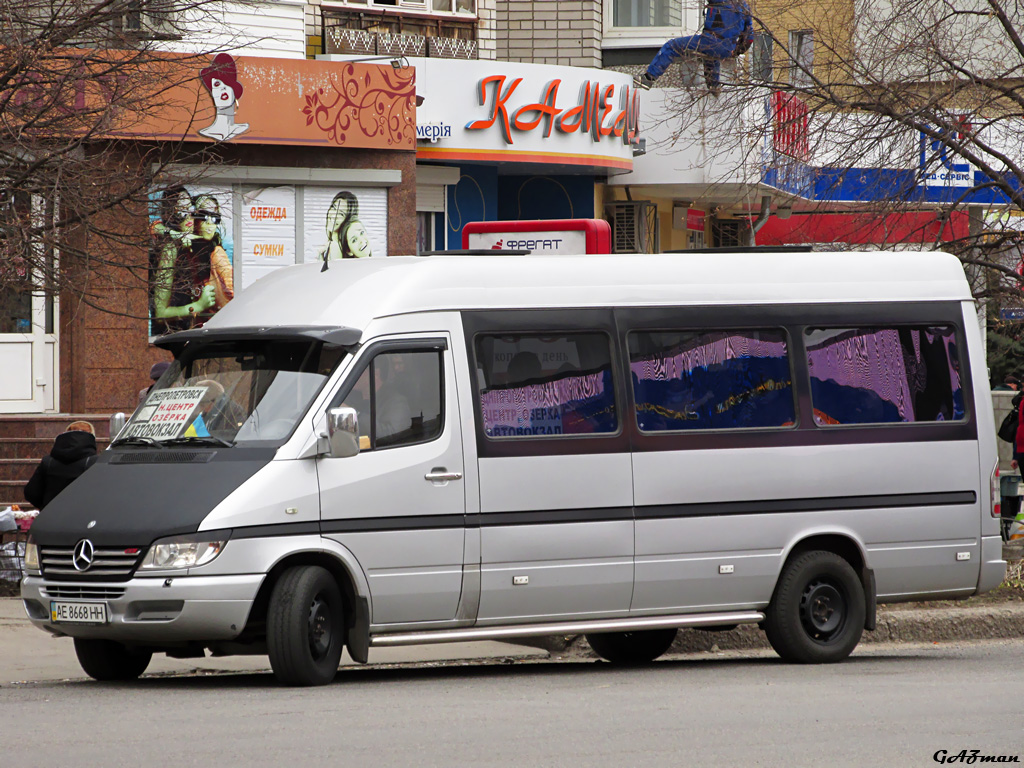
[24,538,39,571]
[139,536,226,570]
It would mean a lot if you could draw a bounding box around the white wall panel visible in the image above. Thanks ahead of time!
[162,0,307,60]
[0,342,33,403]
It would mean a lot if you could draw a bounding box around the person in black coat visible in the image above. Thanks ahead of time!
[23,422,98,510]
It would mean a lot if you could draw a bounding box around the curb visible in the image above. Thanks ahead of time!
[522,602,1024,658]
[668,604,1024,653]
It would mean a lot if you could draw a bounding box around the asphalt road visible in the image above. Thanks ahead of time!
[2,640,1023,768]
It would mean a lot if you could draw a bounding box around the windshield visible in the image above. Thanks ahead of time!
[119,340,346,446]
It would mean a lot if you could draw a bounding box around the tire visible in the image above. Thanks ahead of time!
[74,639,152,681]
[764,550,865,664]
[267,565,345,686]
[585,628,678,665]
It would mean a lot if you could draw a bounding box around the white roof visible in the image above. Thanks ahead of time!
[209,251,972,332]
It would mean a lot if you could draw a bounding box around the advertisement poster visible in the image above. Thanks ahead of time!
[304,188,388,265]
[240,186,295,290]
[149,185,235,336]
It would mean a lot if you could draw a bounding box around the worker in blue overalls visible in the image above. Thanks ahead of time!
[638,0,754,92]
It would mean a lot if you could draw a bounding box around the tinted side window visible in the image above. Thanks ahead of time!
[339,350,443,450]
[805,326,964,425]
[628,329,795,432]
[475,333,617,438]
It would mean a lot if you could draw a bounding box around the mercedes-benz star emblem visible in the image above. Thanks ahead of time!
[73,539,95,572]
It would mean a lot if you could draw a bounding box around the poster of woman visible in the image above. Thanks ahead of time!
[149,185,235,335]
[305,188,388,266]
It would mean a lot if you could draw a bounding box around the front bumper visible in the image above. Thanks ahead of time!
[20,573,263,644]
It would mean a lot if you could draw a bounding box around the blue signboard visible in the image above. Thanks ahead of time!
[761,124,1022,206]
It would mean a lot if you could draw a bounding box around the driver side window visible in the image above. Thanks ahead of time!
[338,349,444,451]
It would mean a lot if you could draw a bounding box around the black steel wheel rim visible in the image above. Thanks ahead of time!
[799,578,847,643]
[307,594,334,660]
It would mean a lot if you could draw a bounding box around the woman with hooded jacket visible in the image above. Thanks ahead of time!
[23,422,98,510]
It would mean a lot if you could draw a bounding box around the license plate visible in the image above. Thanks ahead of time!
[50,601,108,625]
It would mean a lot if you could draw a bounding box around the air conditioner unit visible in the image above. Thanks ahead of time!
[605,201,659,254]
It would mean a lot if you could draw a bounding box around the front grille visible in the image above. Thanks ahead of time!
[40,546,143,580]
[43,585,127,600]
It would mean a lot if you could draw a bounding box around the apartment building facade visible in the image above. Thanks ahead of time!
[9,0,1009,414]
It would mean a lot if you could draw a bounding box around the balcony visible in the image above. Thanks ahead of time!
[323,8,477,59]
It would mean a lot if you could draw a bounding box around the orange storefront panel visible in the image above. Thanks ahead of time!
[7,51,416,150]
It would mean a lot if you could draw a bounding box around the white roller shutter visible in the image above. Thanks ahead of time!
[303,187,389,262]
[417,184,446,213]
[240,185,296,290]
[416,164,460,214]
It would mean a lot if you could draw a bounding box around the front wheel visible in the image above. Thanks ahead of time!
[267,565,346,686]
[74,639,152,681]
[585,628,678,665]
[763,550,865,664]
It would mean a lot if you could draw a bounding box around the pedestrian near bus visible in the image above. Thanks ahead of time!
[23,422,98,511]
[993,373,1021,391]
[139,360,171,405]
[1011,387,1024,473]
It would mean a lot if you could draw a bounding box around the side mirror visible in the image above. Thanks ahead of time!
[326,407,360,458]
[109,412,127,441]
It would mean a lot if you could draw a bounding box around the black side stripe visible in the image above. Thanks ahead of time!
[233,522,322,539]
[471,507,633,528]
[637,491,977,520]
[320,515,465,535]
[310,491,979,536]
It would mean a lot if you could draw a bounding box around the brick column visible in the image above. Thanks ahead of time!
[496,0,602,67]
[477,0,498,60]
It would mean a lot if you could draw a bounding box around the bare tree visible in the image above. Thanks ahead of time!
[0,0,247,322]
[645,0,1023,375]
[653,0,1022,279]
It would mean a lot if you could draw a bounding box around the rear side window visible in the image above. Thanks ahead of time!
[475,333,617,438]
[627,329,795,431]
[805,326,964,425]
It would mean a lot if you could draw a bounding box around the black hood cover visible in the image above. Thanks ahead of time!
[49,431,97,464]
[30,448,275,547]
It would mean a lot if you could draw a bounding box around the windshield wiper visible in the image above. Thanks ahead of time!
[162,435,234,448]
[110,436,165,449]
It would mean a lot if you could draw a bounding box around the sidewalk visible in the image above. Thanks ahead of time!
[4,595,1024,683]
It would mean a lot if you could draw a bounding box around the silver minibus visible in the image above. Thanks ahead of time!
[20,251,1006,685]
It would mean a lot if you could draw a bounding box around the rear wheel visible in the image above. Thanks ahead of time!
[764,550,865,663]
[74,639,152,681]
[585,628,677,665]
[267,565,345,686]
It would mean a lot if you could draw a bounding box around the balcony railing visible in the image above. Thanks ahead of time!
[323,9,477,59]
